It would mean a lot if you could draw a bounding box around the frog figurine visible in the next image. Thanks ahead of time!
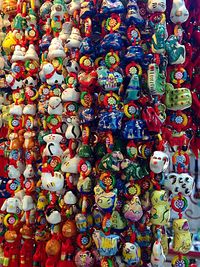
[172,219,192,254]
[150,190,170,226]
[151,23,166,54]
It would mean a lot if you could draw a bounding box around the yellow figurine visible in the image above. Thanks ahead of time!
[150,190,170,226]
[172,218,192,254]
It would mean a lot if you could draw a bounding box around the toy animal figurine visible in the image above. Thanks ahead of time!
[124,74,140,102]
[48,96,63,115]
[148,63,165,95]
[23,164,35,179]
[66,27,82,49]
[75,250,94,267]
[92,230,120,256]
[165,83,192,111]
[41,171,64,192]
[61,86,80,102]
[147,0,166,13]
[61,154,81,173]
[172,219,192,254]
[65,116,81,139]
[150,151,169,174]
[126,0,144,26]
[122,119,149,140]
[166,35,186,65]
[48,38,66,60]
[41,63,64,85]
[170,0,189,24]
[45,207,62,225]
[164,173,194,196]
[98,110,124,132]
[98,151,124,172]
[43,134,63,157]
[6,74,23,90]
[151,239,166,267]
[123,195,143,222]
[94,185,118,213]
[151,23,166,54]
[150,190,170,226]
[122,242,141,266]
[23,131,36,150]
[121,159,149,180]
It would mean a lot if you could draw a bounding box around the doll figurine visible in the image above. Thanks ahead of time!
[150,190,170,226]
[151,239,166,267]
[172,219,192,254]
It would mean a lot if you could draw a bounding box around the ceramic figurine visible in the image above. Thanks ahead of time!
[94,185,117,213]
[151,23,166,54]
[164,173,194,196]
[65,116,81,139]
[45,207,62,225]
[61,154,81,173]
[170,0,189,24]
[126,0,144,26]
[48,96,63,115]
[165,83,192,111]
[125,74,140,102]
[150,190,170,226]
[100,0,125,14]
[172,219,192,254]
[122,242,141,266]
[43,134,63,157]
[147,0,166,13]
[66,27,82,49]
[166,35,186,65]
[41,171,64,192]
[151,239,166,267]
[75,250,95,267]
[123,195,143,222]
[150,151,169,174]
[97,66,123,92]
[41,63,64,85]
[98,151,123,172]
[92,230,120,256]
[1,197,22,213]
[148,63,165,95]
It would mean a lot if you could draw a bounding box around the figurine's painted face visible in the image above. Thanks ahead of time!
[75,250,95,267]
[148,0,166,13]
[122,242,141,265]
[150,151,169,174]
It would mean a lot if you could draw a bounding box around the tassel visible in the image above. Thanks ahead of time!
[45,255,59,267]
